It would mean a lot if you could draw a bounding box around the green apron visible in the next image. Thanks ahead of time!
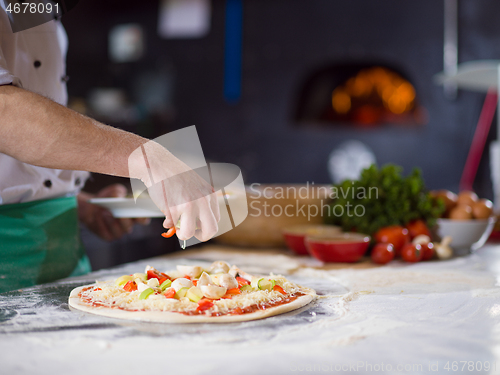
[0,196,91,293]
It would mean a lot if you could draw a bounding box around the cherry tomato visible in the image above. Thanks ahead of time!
[374,225,410,254]
[406,220,431,239]
[420,242,435,261]
[401,243,423,262]
[371,243,395,265]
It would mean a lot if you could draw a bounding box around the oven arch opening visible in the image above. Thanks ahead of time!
[294,63,427,127]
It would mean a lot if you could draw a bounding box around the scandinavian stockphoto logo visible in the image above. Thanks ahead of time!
[3,0,79,32]
[128,126,248,249]
[247,182,378,220]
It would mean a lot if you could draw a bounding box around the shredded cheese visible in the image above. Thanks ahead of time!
[79,269,307,316]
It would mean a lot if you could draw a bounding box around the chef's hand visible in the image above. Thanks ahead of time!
[129,141,220,242]
[77,184,150,241]
[147,171,220,242]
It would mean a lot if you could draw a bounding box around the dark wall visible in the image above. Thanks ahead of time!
[63,0,500,198]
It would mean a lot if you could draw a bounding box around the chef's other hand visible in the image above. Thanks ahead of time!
[129,141,220,242]
[78,184,150,241]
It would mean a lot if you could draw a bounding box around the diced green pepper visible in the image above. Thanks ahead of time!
[175,287,189,299]
[258,279,274,291]
[251,277,264,290]
[139,288,155,300]
[186,286,204,302]
[160,279,172,291]
[115,275,133,286]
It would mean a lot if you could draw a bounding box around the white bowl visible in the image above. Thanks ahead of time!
[435,217,497,256]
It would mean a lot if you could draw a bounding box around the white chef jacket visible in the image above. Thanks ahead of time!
[0,3,89,205]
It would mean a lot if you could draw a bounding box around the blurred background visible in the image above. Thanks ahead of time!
[62,0,500,269]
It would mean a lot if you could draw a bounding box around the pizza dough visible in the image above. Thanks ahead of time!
[68,262,316,323]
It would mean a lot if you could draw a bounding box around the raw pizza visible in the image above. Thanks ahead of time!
[69,261,316,323]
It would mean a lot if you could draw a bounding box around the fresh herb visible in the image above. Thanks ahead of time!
[324,164,444,235]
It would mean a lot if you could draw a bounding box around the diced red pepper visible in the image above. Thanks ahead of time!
[161,227,176,238]
[163,288,176,299]
[192,279,198,286]
[197,298,214,311]
[123,281,137,292]
[236,277,250,286]
[221,288,241,299]
[183,275,191,280]
[94,288,102,291]
[147,269,171,281]
[273,285,286,295]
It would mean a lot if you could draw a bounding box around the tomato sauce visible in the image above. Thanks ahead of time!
[79,286,306,317]
[180,292,306,317]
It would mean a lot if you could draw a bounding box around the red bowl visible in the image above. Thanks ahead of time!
[305,233,371,262]
[283,225,342,255]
